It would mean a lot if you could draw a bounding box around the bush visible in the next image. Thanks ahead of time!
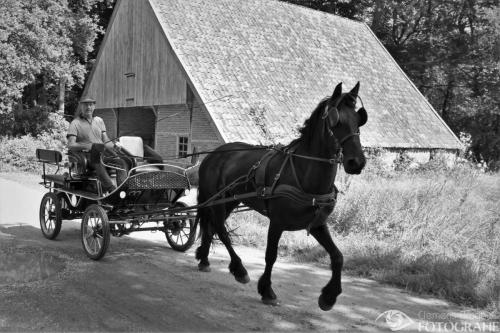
[0,112,68,172]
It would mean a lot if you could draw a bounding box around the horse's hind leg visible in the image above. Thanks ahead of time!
[257,223,283,306]
[196,207,213,272]
[213,203,250,284]
[309,224,343,311]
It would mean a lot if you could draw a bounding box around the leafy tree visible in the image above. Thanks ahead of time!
[284,0,370,19]
[0,0,111,136]
[367,0,499,168]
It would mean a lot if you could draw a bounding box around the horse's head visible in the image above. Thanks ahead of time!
[324,82,367,174]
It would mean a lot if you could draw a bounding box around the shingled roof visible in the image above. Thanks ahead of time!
[149,0,462,149]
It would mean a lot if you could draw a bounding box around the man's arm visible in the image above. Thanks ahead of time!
[96,117,115,151]
[102,132,115,151]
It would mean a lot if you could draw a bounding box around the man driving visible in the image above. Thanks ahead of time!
[67,97,128,194]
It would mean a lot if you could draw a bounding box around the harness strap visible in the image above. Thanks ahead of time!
[271,154,290,192]
[289,154,304,192]
[253,149,291,214]
[197,146,339,235]
[289,152,341,164]
[267,184,337,207]
[254,149,277,190]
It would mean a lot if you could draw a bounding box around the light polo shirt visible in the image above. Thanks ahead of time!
[67,116,107,144]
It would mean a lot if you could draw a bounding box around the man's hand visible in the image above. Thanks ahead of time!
[103,143,117,157]
[89,143,105,164]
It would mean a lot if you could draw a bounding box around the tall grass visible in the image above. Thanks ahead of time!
[333,166,499,309]
[228,159,499,313]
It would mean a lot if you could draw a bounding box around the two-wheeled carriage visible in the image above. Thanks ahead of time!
[36,136,198,260]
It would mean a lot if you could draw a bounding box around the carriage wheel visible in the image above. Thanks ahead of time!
[39,192,62,240]
[165,202,197,252]
[81,204,110,260]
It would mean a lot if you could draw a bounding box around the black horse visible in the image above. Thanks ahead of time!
[195,82,367,310]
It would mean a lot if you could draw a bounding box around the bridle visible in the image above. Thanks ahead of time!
[321,93,361,146]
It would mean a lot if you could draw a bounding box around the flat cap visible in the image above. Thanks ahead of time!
[79,96,96,103]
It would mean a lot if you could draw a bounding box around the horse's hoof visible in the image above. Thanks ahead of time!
[198,264,211,272]
[235,274,250,284]
[318,294,335,311]
[262,297,280,306]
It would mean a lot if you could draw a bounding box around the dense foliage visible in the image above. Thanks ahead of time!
[0,0,113,134]
[0,0,498,168]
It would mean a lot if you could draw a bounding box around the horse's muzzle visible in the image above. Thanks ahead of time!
[343,157,366,174]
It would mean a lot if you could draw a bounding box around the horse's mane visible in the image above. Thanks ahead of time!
[293,98,329,146]
[289,93,355,147]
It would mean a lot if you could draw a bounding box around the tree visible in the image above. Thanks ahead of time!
[283,0,370,19]
[0,0,110,136]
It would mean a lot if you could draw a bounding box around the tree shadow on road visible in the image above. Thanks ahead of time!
[0,224,487,332]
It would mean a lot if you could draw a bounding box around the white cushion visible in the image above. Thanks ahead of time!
[119,136,144,157]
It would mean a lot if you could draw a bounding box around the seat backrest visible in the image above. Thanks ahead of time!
[119,136,144,157]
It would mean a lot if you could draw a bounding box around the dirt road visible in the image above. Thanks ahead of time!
[0,175,493,332]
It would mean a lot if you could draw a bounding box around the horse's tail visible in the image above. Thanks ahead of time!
[194,214,202,240]
[195,188,214,256]
[195,205,210,241]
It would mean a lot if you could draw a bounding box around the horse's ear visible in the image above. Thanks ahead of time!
[331,82,342,101]
[357,107,367,127]
[350,81,360,98]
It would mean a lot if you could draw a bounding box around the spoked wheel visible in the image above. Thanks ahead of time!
[165,202,197,252]
[39,192,62,240]
[81,204,110,260]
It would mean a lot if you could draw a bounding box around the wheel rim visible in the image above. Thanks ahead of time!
[166,217,193,246]
[42,197,57,233]
[82,210,105,256]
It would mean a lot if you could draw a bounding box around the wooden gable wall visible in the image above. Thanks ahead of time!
[84,0,186,108]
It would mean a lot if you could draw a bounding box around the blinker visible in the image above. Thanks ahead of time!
[357,106,368,126]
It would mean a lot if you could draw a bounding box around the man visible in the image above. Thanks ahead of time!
[67,97,128,194]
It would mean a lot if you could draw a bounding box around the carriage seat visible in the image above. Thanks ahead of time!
[119,136,160,173]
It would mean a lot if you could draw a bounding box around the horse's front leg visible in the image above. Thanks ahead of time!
[309,224,343,311]
[258,223,283,305]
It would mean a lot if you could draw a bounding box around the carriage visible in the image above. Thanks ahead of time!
[36,136,199,260]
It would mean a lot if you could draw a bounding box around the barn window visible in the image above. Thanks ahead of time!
[178,136,189,158]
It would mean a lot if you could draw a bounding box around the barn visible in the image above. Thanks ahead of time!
[82,0,462,163]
